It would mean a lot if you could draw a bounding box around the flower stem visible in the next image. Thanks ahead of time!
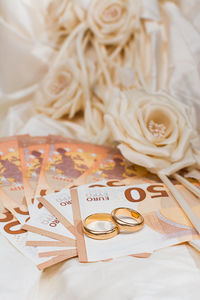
[173,173,200,199]
[158,172,200,234]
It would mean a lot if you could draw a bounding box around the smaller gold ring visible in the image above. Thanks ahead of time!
[111,207,144,233]
[82,213,119,240]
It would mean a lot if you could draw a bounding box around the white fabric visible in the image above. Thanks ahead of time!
[0,235,40,300]
[31,245,200,300]
[1,233,200,300]
[0,0,200,299]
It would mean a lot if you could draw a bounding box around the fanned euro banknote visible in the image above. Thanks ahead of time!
[0,135,199,270]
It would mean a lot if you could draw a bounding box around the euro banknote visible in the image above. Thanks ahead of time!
[0,136,29,223]
[38,245,77,258]
[18,136,49,215]
[71,182,199,262]
[22,204,76,244]
[26,231,70,247]
[38,180,124,235]
[38,184,151,259]
[33,137,110,200]
[0,205,72,270]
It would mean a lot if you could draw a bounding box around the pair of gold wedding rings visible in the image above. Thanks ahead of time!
[82,207,144,240]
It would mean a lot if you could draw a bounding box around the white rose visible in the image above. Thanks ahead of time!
[35,59,83,119]
[105,89,198,175]
[46,0,85,45]
[87,0,139,45]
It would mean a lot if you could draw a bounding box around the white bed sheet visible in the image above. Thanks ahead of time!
[1,233,200,300]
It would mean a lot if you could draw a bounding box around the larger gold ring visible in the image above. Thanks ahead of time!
[82,213,119,240]
[111,207,144,233]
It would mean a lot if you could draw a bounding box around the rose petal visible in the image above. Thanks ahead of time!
[124,136,170,157]
[138,102,179,145]
[160,149,196,176]
[87,0,137,44]
[171,127,192,161]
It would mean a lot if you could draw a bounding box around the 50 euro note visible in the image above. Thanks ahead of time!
[18,136,49,216]
[23,140,141,253]
[33,181,125,257]
[30,143,136,227]
[71,182,200,262]
[165,170,200,252]
[38,181,151,259]
[35,147,153,238]
[0,205,74,270]
[22,205,77,262]
[19,136,77,249]
[23,209,77,262]
[175,182,200,252]
[37,180,126,236]
[18,136,77,249]
[33,137,110,208]
[36,174,160,241]
[26,231,70,247]
[85,148,149,183]
[22,203,76,245]
[37,244,77,258]
[0,136,29,224]
[28,138,110,238]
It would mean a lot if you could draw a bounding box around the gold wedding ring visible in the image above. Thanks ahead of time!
[82,213,119,240]
[111,207,144,233]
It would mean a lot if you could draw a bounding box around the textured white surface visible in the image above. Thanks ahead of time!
[0,0,200,299]
[0,235,40,300]
[1,233,200,300]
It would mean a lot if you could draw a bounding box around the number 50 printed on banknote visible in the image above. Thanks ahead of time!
[71,183,199,262]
